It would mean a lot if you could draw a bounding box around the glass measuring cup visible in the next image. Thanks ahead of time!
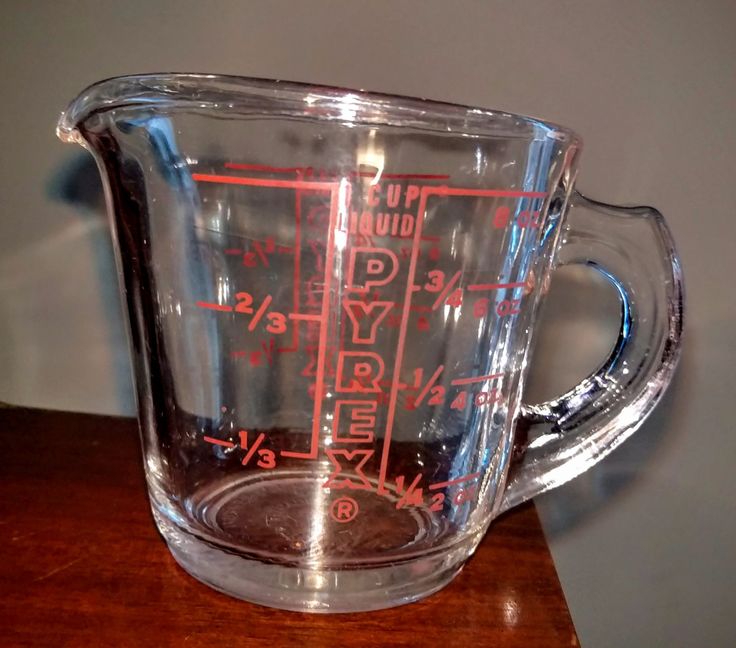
[58,74,683,612]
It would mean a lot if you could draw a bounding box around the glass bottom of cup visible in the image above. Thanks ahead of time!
[149,470,482,612]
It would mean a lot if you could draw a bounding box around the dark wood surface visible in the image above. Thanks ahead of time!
[0,407,577,647]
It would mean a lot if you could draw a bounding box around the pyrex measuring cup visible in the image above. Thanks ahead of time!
[58,74,683,612]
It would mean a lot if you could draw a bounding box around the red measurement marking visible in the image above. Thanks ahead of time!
[196,301,233,312]
[224,162,303,173]
[420,234,441,242]
[453,486,477,505]
[377,188,428,495]
[203,436,236,449]
[496,298,522,316]
[434,187,548,199]
[414,365,445,407]
[395,474,424,509]
[394,475,407,494]
[248,294,273,331]
[288,313,324,322]
[282,189,339,460]
[261,337,276,366]
[191,173,335,192]
[282,170,303,353]
[224,248,242,255]
[431,270,462,310]
[467,281,527,292]
[241,432,266,466]
[450,372,504,386]
[252,241,270,267]
[493,206,511,228]
[375,183,509,487]
[351,171,451,180]
[429,472,481,491]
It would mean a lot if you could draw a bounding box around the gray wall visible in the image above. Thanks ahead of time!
[2,2,734,645]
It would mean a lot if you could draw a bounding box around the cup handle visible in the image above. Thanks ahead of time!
[499,190,684,513]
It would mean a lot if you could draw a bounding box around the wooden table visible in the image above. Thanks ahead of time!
[0,407,577,647]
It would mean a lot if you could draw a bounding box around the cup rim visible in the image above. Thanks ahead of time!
[58,72,582,147]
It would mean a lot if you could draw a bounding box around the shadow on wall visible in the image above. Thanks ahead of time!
[537,369,686,540]
[48,152,105,211]
[46,152,136,413]
[527,264,687,539]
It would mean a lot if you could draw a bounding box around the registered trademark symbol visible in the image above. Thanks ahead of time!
[330,496,359,523]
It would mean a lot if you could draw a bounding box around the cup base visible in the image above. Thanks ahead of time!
[154,511,473,612]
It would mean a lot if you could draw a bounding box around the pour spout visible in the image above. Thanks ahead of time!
[56,73,219,146]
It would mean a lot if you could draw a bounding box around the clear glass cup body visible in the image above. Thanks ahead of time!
[58,75,681,612]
